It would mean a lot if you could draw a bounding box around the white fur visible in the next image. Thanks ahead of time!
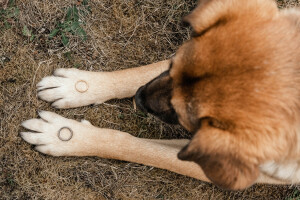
[37,68,116,108]
[260,161,300,183]
[21,111,99,156]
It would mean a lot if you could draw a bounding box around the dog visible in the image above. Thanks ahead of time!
[21,0,300,190]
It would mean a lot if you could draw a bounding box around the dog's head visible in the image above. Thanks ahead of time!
[135,0,300,190]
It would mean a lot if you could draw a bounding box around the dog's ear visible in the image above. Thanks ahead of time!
[178,121,259,190]
[184,0,278,35]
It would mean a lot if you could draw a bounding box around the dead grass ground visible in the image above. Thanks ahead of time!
[1,0,300,199]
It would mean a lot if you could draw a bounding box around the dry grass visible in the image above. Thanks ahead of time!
[1,0,300,199]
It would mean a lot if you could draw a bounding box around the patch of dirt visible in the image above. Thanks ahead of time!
[0,0,299,199]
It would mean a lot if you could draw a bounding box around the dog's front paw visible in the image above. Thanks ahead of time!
[21,111,95,156]
[37,68,115,109]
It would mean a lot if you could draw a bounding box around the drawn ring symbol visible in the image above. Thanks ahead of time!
[58,127,73,141]
[75,80,89,93]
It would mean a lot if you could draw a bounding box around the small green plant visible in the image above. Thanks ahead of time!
[286,189,300,200]
[49,2,90,46]
[63,51,73,61]
[73,62,81,68]
[0,0,19,30]
[6,174,15,187]
[22,25,35,41]
[117,113,125,120]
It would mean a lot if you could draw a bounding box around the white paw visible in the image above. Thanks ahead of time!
[37,68,114,109]
[21,111,97,156]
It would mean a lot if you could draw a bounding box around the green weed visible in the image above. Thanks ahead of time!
[63,51,73,61]
[73,62,81,68]
[6,174,15,187]
[286,189,300,200]
[22,25,35,41]
[0,0,19,31]
[49,1,91,46]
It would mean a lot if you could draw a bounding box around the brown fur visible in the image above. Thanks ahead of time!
[136,0,300,190]
[168,0,300,189]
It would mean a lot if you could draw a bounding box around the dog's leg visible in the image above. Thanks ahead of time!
[37,60,170,108]
[21,111,288,185]
[21,111,209,181]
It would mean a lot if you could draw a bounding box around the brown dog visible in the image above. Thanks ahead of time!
[21,0,300,190]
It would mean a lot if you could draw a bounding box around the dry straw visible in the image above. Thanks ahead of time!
[1,0,299,199]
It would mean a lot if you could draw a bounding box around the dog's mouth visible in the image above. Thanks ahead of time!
[134,71,179,125]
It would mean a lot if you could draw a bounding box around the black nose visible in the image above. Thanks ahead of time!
[135,86,147,113]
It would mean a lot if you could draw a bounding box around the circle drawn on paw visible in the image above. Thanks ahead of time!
[58,127,73,141]
[75,80,89,93]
